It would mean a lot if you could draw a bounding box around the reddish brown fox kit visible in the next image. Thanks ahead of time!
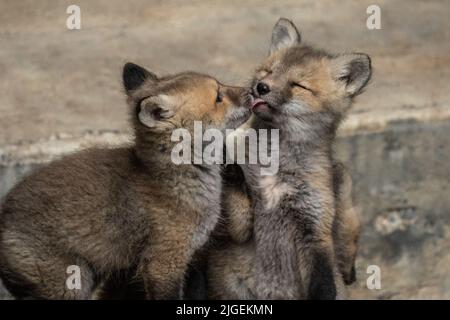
[207,18,370,299]
[0,63,250,299]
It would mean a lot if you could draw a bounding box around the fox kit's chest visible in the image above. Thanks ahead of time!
[258,175,295,211]
[178,170,223,253]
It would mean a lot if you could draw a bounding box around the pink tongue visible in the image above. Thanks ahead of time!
[252,98,266,108]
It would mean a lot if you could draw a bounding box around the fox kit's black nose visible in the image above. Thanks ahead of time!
[256,82,271,96]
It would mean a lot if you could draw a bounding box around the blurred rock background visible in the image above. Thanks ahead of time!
[0,0,449,299]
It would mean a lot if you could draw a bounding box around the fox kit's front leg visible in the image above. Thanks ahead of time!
[139,236,190,299]
[253,206,303,299]
[222,164,253,244]
[290,178,338,300]
[139,217,202,300]
[251,174,304,299]
[253,174,338,300]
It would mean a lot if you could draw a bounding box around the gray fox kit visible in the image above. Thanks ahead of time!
[208,18,370,299]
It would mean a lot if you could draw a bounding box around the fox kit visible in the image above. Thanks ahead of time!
[208,18,370,300]
[0,63,250,299]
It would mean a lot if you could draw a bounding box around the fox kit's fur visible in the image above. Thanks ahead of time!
[207,162,361,299]
[332,162,361,285]
[0,63,250,299]
[207,18,370,300]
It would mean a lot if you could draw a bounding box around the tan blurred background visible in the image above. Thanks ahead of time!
[0,0,449,299]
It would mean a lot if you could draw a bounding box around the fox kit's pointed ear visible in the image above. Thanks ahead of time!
[123,62,157,94]
[332,53,372,97]
[137,94,178,129]
[269,18,301,55]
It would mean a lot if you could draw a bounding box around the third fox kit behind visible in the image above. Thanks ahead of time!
[208,18,371,299]
[0,63,250,299]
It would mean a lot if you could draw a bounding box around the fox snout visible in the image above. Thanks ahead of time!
[239,88,254,110]
[248,80,287,122]
[226,86,251,108]
[220,85,252,129]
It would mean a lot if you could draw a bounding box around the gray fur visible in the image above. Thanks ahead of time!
[247,19,370,299]
[208,18,370,300]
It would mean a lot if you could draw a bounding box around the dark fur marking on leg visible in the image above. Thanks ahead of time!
[344,265,356,285]
[308,251,337,300]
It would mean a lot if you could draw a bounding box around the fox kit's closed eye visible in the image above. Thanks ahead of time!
[0,63,250,299]
[208,18,370,300]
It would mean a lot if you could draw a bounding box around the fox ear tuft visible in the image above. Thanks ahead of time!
[332,53,372,97]
[269,18,301,55]
[123,62,157,93]
[137,95,177,129]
